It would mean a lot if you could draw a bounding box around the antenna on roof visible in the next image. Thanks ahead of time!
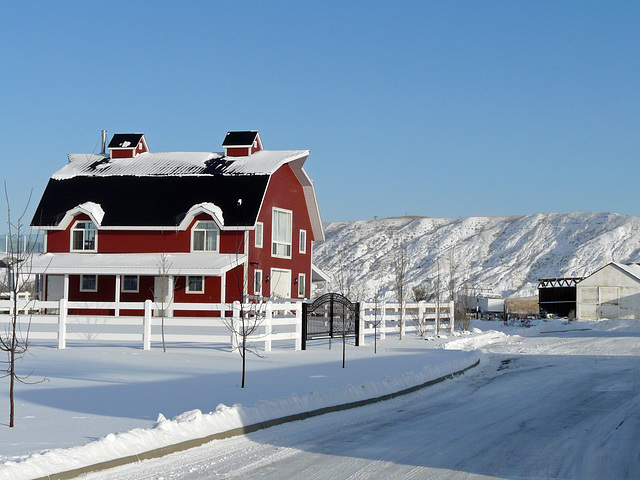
[101,130,107,154]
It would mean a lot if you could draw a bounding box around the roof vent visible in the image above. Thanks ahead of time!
[222,131,262,157]
[108,133,149,159]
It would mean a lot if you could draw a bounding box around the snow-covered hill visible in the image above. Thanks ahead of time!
[313,212,640,299]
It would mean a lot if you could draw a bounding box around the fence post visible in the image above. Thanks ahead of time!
[143,300,152,350]
[301,302,307,350]
[231,301,240,351]
[294,301,302,351]
[436,301,441,334]
[418,300,425,338]
[264,301,272,352]
[450,300,455,333]
[357,303,364,346]
[58,298,67,349]
[380,301,386,340]
[400,302,406,339]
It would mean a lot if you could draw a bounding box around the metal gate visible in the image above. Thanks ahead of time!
[302,293,360,350]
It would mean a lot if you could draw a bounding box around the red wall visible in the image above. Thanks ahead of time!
[248,164,313,299]
[110,149,135,159]
[46,213,243,254]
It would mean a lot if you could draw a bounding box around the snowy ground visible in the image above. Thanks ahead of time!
[2,317,639,479]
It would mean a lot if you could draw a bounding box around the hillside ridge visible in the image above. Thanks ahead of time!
[313,212,640,299]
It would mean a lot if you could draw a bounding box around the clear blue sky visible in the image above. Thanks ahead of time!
[1,1,638,229]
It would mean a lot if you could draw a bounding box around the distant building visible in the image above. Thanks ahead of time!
[538,277,583,317]
[576,262,640,320]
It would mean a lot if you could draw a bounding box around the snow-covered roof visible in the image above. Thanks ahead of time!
[30,252,245,276]
[56,150,309,179]
[613,262,640,282]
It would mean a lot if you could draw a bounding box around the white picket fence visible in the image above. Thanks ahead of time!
[0,298,455,351]
[359,300,455,341]
[0,299,302,352]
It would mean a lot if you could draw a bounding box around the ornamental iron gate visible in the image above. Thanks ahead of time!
[302,293,360,350]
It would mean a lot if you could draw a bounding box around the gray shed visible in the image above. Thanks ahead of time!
[576,262,640,320]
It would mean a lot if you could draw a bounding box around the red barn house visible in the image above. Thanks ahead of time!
[30,131,324,315]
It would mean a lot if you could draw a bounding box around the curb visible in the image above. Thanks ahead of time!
[35,358,480,480]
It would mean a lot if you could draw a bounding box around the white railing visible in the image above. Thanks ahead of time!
[0,299,302,352]
[358,300,455,343]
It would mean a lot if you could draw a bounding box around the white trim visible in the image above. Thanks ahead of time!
[271,207,293,259]
[297,273,306,298]
[255,222,263,248]
[255,269,263,296]
[299,229,306,254]
[80,274,98,292]
[186,275,204,294]
[70,220,97,253]
[270,268,291,299]
[191,220,220,253]
[121,274,139,293]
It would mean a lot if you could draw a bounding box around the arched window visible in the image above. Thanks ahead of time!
[71,221,96,251]
[192,221,219,252]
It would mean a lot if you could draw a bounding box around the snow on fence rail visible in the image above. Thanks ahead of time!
[359,300,455,341]
[0,299,302,352]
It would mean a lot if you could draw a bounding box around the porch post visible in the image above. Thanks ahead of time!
[63,274,69,303]
[114,275,121,317]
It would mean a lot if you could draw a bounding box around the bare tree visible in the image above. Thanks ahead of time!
[394,243,407,340]
[370,282,384,354]
[153,253,179,352]
[222,242,266,388]
[0,186,46,427]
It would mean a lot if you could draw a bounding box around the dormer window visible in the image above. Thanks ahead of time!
[192,221,219,252]
[71,221,97,252]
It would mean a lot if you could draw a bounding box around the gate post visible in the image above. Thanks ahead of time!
[301,302,308,350]
[58,298,67,350]
[356,302,363,346]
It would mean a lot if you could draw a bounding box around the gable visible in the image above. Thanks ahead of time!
[31,175,269,228]
[579,263,640,289]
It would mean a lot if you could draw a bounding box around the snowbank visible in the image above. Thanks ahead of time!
[0,351,479,480]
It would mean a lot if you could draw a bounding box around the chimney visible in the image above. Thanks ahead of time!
[101,130,107,154]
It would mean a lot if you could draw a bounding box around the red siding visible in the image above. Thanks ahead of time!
[110,149,135,159]
[226,147,250,157]
[248,164,313,299]
[173,275,223,317]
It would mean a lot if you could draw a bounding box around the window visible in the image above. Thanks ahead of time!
[254,269,263,296]
[71,221,96,251]
[255,222,263,248]
[186,275,204,293]
[80,274,97,292]
[270,268,291,299]
[299,230,307,254]
[192,221,219,252]
[121,275,139,293]
[272,208,292,258]
[297,273,306,298]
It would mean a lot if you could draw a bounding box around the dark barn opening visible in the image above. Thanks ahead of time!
[538,277,584,317]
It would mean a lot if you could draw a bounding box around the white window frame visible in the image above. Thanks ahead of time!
[255,222,263,248]
[270,268,292,299]
[254,269,263,296]
[297,273,306,298]
[121,275,139,293]
[80,274,98,292]
[71,221,97,252]
[186,275,204,294]
[299,229,307,254]
[271,207,293,259]
[191,221,220,252]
